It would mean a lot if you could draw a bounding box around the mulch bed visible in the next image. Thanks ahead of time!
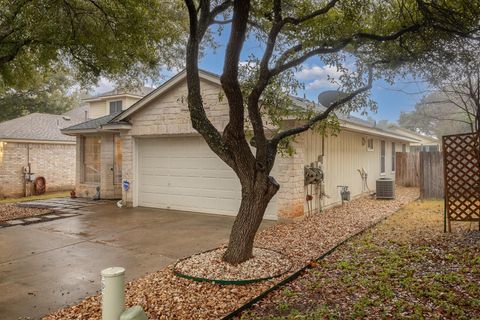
[174,247,292,282]
[0,203,51,223]
[241,200,480,320]
[43,187,418,320]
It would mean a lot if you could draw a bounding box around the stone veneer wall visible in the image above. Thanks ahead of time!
[0,141,76,198]
[274,136,305,220]
[119,77,304,219]
[75,134,122,199]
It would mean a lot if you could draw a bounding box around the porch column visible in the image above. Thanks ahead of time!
[100,134,116,199]
[120,134,134,207]
[275,135,305,221]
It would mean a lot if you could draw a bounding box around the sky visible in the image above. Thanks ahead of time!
[93,27,430,124]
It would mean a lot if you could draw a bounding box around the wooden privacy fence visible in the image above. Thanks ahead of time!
[396,152,420,187]
[419,152,444,199]
[442,132,480,232]
[396,151,444,199]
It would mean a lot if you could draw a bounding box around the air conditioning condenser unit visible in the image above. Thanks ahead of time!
[376,178,395,199]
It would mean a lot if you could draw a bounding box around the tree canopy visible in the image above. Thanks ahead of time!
[399,91,476,137]
[0,66,79,122]
[0,0,187,90]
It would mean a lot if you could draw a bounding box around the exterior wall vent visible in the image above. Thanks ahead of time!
[376,178,395,199]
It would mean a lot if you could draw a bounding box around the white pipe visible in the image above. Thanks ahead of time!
[101,267,125,320]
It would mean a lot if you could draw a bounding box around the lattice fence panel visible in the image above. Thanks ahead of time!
[443,132,480,231]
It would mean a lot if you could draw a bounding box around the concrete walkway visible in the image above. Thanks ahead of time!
[0,203,273,319]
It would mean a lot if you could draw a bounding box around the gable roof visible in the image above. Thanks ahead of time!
[62,69,420,143]
[0,110,87,142]
[111,69,221,122]
[83,86,155,103]
[286,96,420,142]
[61,112,122,133]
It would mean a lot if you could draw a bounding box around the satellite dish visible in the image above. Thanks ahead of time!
[317,90,349,107]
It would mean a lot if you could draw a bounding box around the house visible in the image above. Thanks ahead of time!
[386,125,440,151]
[84,87,155,119]
[62,70,417,220]
[0,107,87,197]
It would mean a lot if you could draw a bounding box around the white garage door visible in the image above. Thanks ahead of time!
[137,137,278,219]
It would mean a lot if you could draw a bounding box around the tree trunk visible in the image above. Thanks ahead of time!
[222,175,279,264]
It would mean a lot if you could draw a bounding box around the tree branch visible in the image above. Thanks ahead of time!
[221,0,250,138]
[210,0,233,19]
[270,67,374,145]
[272,24,423,76]
[282,0,339,25]
[184,0,230,165]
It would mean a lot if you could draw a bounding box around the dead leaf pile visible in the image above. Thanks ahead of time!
[175,247,292,281]
[0,203,50,222]
[241,199,480,320]
[44,187,418,320]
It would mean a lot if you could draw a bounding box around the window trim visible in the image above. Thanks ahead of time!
[82,136,101,184]
[109,100,123,115]
[367,138,374,152]
[113,135,122,185]
[380,140,386,175]
[391,141,396,172]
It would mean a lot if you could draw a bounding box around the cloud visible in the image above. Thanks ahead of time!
[93,77,115,95]
[306,78,341,90]
[296,65,343,91]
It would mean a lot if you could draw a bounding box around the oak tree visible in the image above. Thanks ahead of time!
[0,0,186,90]
[183,0,480,264]
[0,66,79,122]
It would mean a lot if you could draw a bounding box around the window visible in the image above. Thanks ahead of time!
[83,136,101,183]
[367,138,374,151]
[109,100,122,114]
[380,140,386,174]
[402,144,406,152]
[391,142,396,172]
[114,135,122,184]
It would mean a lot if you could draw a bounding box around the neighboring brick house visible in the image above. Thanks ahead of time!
[62,70,420,220]
[0,107,87,198]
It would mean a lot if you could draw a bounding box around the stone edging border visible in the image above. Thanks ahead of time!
[0,211,82,228]
[173,247,293,285]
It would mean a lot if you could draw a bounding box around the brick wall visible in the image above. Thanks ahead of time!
[0,141,76,198]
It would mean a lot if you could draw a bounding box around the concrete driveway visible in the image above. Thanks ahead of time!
[0,203,273,319]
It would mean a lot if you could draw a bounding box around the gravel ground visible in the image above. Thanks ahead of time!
[175,247,292,281]
[0,203,51,222]
[241,200,480,320]
[43,187,418,320]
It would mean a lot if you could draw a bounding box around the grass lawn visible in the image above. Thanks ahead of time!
[242,200,480,320]
[0,191,69,204]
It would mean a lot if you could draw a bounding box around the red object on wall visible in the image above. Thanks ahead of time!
[34,177,46,195]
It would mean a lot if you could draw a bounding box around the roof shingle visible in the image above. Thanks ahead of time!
[0,109,87,142]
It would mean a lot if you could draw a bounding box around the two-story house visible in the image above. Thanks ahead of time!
[62,70,418,220]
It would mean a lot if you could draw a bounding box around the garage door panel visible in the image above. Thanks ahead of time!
[146,177,240,192]
[137,137,277,219]
[199,169,238,179]
[140,193,238,212]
